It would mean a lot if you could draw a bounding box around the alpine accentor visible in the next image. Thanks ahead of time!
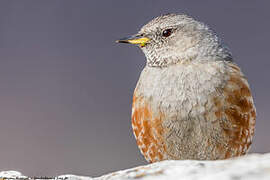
[117,14,256,162]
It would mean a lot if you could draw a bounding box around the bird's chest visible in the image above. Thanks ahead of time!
[131,62,228,162]
[134,63,226,119]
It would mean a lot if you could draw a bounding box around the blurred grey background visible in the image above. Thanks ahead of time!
[0,0,269,177]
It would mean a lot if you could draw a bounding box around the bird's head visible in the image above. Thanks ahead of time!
[117,14,232,67]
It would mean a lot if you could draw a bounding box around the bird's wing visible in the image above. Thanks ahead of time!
[212,62,256,158]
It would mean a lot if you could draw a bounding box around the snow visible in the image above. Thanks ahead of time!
[1,153,270,180]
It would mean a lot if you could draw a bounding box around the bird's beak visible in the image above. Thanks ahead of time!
[116,34,150,47]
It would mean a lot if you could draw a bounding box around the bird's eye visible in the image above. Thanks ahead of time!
[162,29,172,37]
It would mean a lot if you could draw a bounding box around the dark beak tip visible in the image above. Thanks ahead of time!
[116,39,129,44]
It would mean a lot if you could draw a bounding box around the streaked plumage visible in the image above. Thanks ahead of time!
[117,14,256,162]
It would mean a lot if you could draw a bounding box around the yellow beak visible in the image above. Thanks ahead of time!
[116,34,150,47]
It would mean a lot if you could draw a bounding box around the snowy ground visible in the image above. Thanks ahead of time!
[1,153,270,180]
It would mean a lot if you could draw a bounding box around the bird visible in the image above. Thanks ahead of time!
[116,14,256,163]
